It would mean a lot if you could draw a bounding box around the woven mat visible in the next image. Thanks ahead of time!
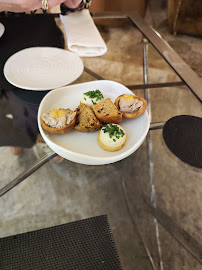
[0,215,122,270]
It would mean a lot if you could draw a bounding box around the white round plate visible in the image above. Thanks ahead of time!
[38,80,150,165]
[3,47,84,91]
[0,22,5,38]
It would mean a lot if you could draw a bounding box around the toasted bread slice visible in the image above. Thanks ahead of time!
[115,95,147,118]
[74,103,102,132]
[92,98,122,124]
[41,108,76,134]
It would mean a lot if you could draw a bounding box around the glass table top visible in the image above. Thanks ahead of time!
[0,12,201,270]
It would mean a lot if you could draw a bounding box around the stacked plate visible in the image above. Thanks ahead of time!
[0,22,5,38]
[3,47,84,91]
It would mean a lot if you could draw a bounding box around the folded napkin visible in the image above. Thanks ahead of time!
[60,9,107,57]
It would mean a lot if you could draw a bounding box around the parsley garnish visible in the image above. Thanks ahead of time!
[84,90,104,103]
[102,124,125,140]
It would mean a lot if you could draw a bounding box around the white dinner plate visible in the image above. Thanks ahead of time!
[0,22,5,38]
[38,80,150,165]
[3,47,84,91]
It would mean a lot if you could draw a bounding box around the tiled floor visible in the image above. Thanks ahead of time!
[0,1,202,270]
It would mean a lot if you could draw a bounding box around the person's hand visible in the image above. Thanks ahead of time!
[0,0,65,12]
[62,0,82,9]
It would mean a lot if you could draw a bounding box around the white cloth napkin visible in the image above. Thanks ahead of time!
[60,9,107,57]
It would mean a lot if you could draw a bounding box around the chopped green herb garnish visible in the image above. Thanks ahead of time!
[92,100,96,105]
[102,124,125,140]
[84,98,86,100]
[84,90,104,101]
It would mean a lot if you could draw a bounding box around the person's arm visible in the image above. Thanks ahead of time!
[0,0,65,12]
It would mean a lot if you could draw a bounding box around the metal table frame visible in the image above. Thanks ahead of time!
[1,12,202,269]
